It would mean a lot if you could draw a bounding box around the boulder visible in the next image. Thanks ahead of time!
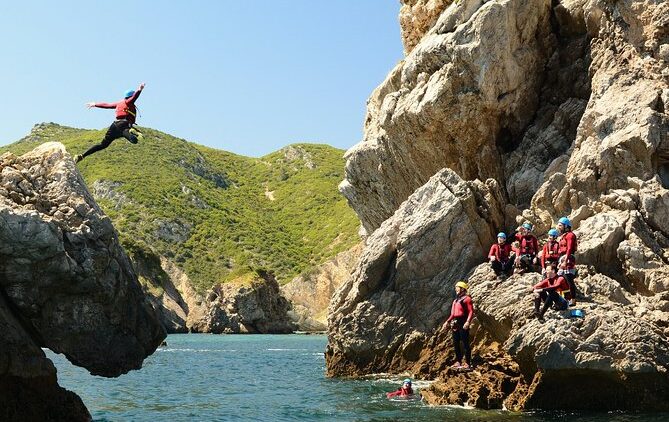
[0,143,165,420]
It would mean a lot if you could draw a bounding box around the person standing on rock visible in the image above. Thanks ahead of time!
[488,233,514,278]
[540,229,561,276]
[75,83,145,163]
[443,281,474,369]
[514,223,539,274]
[557,217,578,306]
[531,264,569,320]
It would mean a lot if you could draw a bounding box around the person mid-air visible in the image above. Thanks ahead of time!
[75,82,145,163]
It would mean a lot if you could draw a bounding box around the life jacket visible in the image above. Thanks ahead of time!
[387,387,414,398]
[542,240,560,267]
[548,275,569,294]
[450,295,472,320]
[544,240,560,259]
[558,231,578,268]
[489,243,512,262]
[520,235,538,255]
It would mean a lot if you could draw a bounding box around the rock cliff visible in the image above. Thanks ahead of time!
[188,271,296,334]
[134,253,302,334]
[282,244,363,331]
[0,143,166,420]
[329,0,669,411]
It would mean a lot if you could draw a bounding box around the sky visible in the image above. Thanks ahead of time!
[0,1,403,157]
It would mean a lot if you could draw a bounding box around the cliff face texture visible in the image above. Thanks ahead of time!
[0,143,166,421]
[282,244,363,331]
[135,253,303,334]
[329,0,669,411]
[188,272,296,334]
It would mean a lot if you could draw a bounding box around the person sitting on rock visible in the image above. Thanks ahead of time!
[541,229,561,276]
[557,217,578,307]
[488,232,514,278]
[514,223,539,274]
[386,378,414,398]
[531,264,569,320]
[75,83,145,163]
[442,281,474,369]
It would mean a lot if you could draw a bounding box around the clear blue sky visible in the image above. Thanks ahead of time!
[0,1,402,157]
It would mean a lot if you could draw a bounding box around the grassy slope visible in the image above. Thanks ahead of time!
[1,123,359,292]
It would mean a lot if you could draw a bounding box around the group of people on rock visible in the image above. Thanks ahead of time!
[436,217,578,372]
[488,217,578,307]
[385,217,579,395]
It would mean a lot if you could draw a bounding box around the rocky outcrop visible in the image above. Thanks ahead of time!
[424,264,669,410]
[189,272,296,334]
[399,0,453,54]
[281,244,363,331]
[0,143,165,420]
[136,255,299,334]
[327,169,504,375]
[340,0,555,233]
[328,0,669,412]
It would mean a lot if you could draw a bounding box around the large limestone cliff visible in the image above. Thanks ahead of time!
[329,0,669,411]
[0,143,166,421]
[282,243,363,331]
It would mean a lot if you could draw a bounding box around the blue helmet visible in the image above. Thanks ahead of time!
[522,222,533,231]
[548,229,559,237]
[403,378,412,385]
[497,232,507,240]
[124,89,135,99]
[558,217,571,227]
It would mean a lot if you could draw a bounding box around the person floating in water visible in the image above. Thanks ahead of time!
[75,82,145,163]
[386,379,414,398]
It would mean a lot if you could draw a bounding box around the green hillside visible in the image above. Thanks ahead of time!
[1,123,360,292]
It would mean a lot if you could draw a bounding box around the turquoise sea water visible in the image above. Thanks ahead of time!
[48,334,667,421]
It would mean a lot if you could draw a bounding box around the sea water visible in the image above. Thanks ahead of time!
[47,334,667,421]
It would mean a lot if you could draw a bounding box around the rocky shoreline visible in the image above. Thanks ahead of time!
[327,0,669,411]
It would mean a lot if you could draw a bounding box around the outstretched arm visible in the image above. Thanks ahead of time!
[126,82,146,105]
[86,101,117,109]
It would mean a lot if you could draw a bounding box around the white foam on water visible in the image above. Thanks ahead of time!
[266,348,311,351]
[156,348,237,353]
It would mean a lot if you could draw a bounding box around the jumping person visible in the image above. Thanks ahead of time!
[488,233,514,278]
[514,223,539,273]
[75,82,146,163]
[557,217,578,306]
[541,229,561,275]
[386,379,414,398]
[531,264,569,320]
[443,281,474,370]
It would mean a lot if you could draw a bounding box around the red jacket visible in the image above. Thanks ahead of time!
[533,275,569,293]
[489,243,513,262]
[446,294,474,324]
[387,387,414,398]
[558,231,577,269]
[541,240,561,268]
[94,89,143,124]
[515,233,539,256]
